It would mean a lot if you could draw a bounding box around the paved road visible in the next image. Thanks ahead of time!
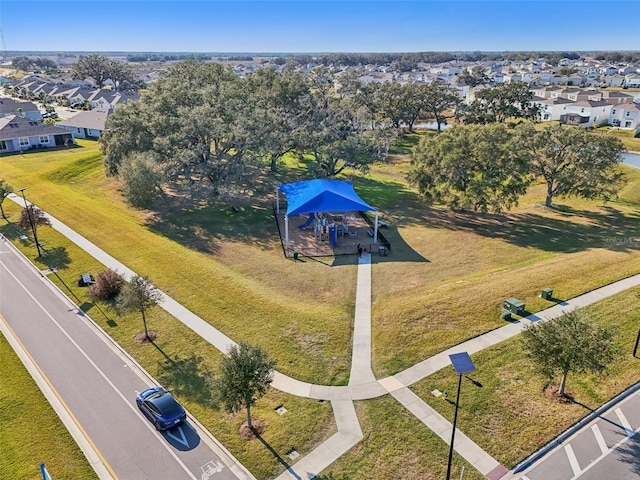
[0,238,251,480]
[516,389,640,480]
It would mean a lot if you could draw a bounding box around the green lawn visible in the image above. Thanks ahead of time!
[411,288,640,468]
[2,135,640,479]
[0,333,98,480]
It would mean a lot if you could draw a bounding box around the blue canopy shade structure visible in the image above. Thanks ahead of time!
[276,179,379,250]
[279,179,376,216]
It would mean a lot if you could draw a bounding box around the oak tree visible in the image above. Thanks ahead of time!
[522,310,618,397]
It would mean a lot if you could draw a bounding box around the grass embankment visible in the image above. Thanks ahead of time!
[0,333,98,480]
[2,133,640,479]
[594,126,640,152]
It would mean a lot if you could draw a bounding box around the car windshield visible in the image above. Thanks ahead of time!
[150,392,182,416]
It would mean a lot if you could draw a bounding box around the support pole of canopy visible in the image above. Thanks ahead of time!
[276,187,280,214]
[285,215,289,250]
[374,211,379,244]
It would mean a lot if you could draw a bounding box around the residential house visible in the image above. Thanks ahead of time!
[0,115,74,153]
[57,109,109,139]
[0,98,42,120]
[624,74,640,88]
[532,96,573,121]
[610,103,640,129]
[604,75,625,87]
[559,101,612,128]
[566,74,585,86]
[600,66,619,76]
[601,91,635,104]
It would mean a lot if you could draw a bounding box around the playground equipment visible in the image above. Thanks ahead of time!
[297,213,315,229]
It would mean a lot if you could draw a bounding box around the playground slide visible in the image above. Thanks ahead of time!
[298,213,315,229]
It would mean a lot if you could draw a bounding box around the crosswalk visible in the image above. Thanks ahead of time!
[518,391,640,480]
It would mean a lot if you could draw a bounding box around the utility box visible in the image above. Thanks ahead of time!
[501,311,512,321]
[504,297,525,315]
[541,288,553,300]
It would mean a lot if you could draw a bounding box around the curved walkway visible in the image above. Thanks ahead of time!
[10,194,640,480]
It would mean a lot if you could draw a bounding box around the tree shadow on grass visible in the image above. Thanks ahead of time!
[35,245,71,270]
[157,353,213,406]
[617,433,640,476]
[352,174,640,255]
[416,204,640,254]
[253,432,299,479]
[145,203,278,255]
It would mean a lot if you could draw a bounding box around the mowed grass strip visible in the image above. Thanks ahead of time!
[0,333,98,480]
[410,288,640,468]
[0,200,336,479]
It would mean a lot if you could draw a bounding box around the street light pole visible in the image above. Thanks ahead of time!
[633,328,640,358]
[446,372,464,480]
[446,352,477,480]
[17,187,42,257]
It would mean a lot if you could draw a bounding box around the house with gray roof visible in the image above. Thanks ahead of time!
[57,109,109,139]
[0,115,74,153]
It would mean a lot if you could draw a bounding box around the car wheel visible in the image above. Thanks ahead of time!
[154,420,162,431]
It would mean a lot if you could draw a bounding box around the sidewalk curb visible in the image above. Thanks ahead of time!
[512,380,640,474]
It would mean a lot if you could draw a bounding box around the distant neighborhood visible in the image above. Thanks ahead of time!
[1,53,639,154]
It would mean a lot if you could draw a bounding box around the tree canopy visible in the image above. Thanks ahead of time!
[408,124,531,212]
[464,82,539,124]
[116,275,161,340]
[212,342,276,430]
[100,61,398,204]
[521,310,618,397]
[515,123,625,207]
[71,55,141,91]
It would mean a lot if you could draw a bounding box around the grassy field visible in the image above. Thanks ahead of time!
[1,133,640,479]
[0,333,98,480]
[411,288,640,468]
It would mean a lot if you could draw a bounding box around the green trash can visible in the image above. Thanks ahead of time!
[501,311,512,321]
[541,288,553,300]
[293,250,299,261]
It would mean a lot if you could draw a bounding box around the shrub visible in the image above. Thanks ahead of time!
[88,269,125,301]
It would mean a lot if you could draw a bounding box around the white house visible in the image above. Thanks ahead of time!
[610,103,640,129]
[532,96,573,122]
[604,75,625,87]
[624,74,640,88]
[600,66,619,76]
[560,100,612,128]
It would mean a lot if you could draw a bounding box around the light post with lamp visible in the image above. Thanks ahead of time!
[446,352,477,480]
[17,187,42,257]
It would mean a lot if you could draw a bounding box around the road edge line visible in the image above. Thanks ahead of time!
[0,314,117,480]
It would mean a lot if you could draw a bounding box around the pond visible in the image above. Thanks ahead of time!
[621,151,640,170]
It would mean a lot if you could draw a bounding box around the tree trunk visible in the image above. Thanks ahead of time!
[141,306,150,340]
[0,204,6,221]
[558,373,567,397]
[270,153,278,173]
[246,397,253,429]
[545,182,554,207]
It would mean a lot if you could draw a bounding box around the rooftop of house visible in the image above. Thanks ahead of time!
[0,115,70,141]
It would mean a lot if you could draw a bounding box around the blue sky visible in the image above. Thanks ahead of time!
[2,1,639,53]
